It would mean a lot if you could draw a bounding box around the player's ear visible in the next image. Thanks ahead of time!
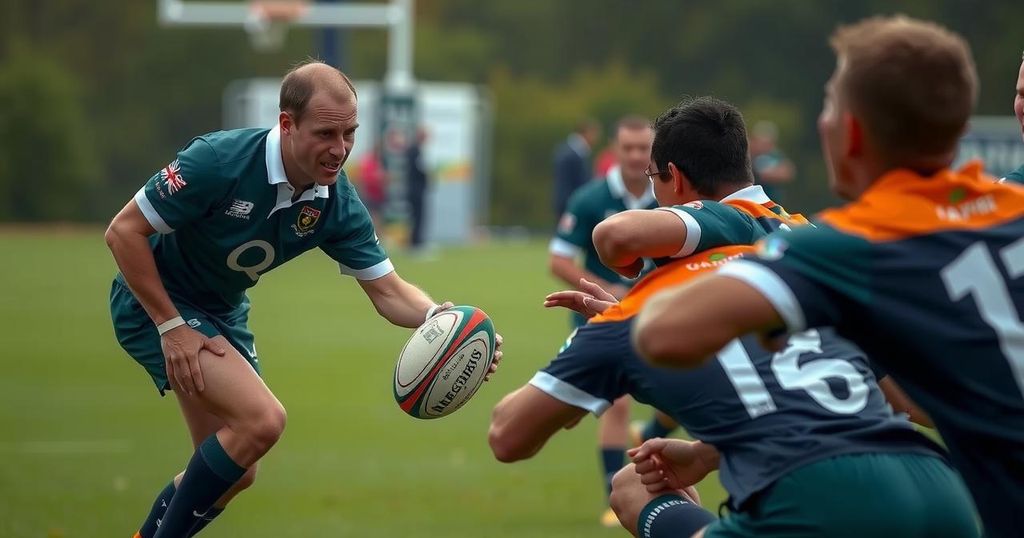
[668,162,689,195]
[844,112,862,158]
[279,111,294,136]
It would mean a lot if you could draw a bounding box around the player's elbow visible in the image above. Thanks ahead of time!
[104,219,127,252]
[593,217,632,264]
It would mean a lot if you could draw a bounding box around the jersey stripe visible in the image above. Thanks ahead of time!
[656,207,702,257]
[528,371,612,415]
[549,237,583,258]
[339,258,394,280]
[718,260,807,332]
[134,188,174,234]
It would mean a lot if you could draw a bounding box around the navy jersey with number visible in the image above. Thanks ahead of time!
[530,246,942,509]
[721,163,1024,537]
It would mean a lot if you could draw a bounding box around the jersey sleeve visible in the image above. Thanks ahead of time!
[715,225,873,334]
[549,190,594,259]
[320,187,394,280]
[134,138,233,233]
[1002,164,1024,185]
[656,201,757,258]
[528,322,631,416]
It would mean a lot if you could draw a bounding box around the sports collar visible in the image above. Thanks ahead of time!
[265,125,329,199]
[720,184,771,204]
[265,125,330,217]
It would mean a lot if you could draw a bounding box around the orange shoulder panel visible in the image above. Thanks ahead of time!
[725,198,811,227]
[819,162,1024,241]
[592,244,757,323]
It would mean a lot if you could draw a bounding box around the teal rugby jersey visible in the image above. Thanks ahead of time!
[126,126,392,315]
[720,164,1024,537]
[549,167,658,287]
[1002,163,1024,184]
[651,185,809,267]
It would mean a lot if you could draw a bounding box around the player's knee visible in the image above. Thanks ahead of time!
[488,423,532,463]
[610,465,643,534]
[245,401,287,453]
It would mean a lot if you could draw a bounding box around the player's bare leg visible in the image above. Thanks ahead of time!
[151,337,286,537]
[609,464,713,538]
[598,396,631,526]
[634,410,679,445]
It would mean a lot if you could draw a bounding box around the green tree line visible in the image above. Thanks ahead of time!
[1,0,1021,227]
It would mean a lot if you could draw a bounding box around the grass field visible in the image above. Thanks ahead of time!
[0,230,726,537]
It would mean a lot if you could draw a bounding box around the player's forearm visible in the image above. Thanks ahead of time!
[693,441,721,474]
[549,255,611,290]
[632,287,726,368]
[361,273,436,328]
[593,211,686,268]
[104,225,180,324]
[635,276,786,368]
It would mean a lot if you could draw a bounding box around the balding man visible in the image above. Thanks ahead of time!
[106,61,502,537]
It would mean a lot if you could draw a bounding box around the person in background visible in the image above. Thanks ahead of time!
[554,118,602,221]
[356,144,388,232]
[406,126,431,254]
[749,120,795,202]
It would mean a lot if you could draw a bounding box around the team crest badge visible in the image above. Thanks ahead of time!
[295,206,321,236]
[558,213,576,234]
[161,159,187,195]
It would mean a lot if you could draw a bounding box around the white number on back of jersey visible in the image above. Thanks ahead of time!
[941,238,1024,398]
[718,329,870,419]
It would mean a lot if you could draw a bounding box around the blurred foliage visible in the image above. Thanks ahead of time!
[0,43,100,220]
[1,0,1022,226]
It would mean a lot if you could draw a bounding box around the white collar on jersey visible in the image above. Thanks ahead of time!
[265,125,329,217]
[720,184,771,204]
[606,165,657,210]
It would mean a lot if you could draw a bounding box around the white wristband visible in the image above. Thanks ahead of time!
[157,316,186,336]
[424,304,441,323]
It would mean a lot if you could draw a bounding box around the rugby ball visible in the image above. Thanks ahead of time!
[394,306,496,419]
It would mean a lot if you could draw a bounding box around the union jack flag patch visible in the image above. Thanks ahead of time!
[161,159,187,195]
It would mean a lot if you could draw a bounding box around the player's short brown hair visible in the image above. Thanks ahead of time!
[829,16,977,161]
[614,115,653,138]
[279,59,357,122]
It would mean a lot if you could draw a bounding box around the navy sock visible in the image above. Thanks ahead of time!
[187,506,224,536]
[138,481,176,538]
[154,435,245,538]
[637,494,717,538]
[600,447,626,498]
[641,417,676,442]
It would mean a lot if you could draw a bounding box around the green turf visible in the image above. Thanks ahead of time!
[0,230,726,537]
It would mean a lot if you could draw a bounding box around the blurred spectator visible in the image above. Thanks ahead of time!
[1004,53,1024,184]
[593,144,617,177]
[749,120,795,201]
[553,118,601,221]
[356,145,388,231]
[406,127,431,252]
